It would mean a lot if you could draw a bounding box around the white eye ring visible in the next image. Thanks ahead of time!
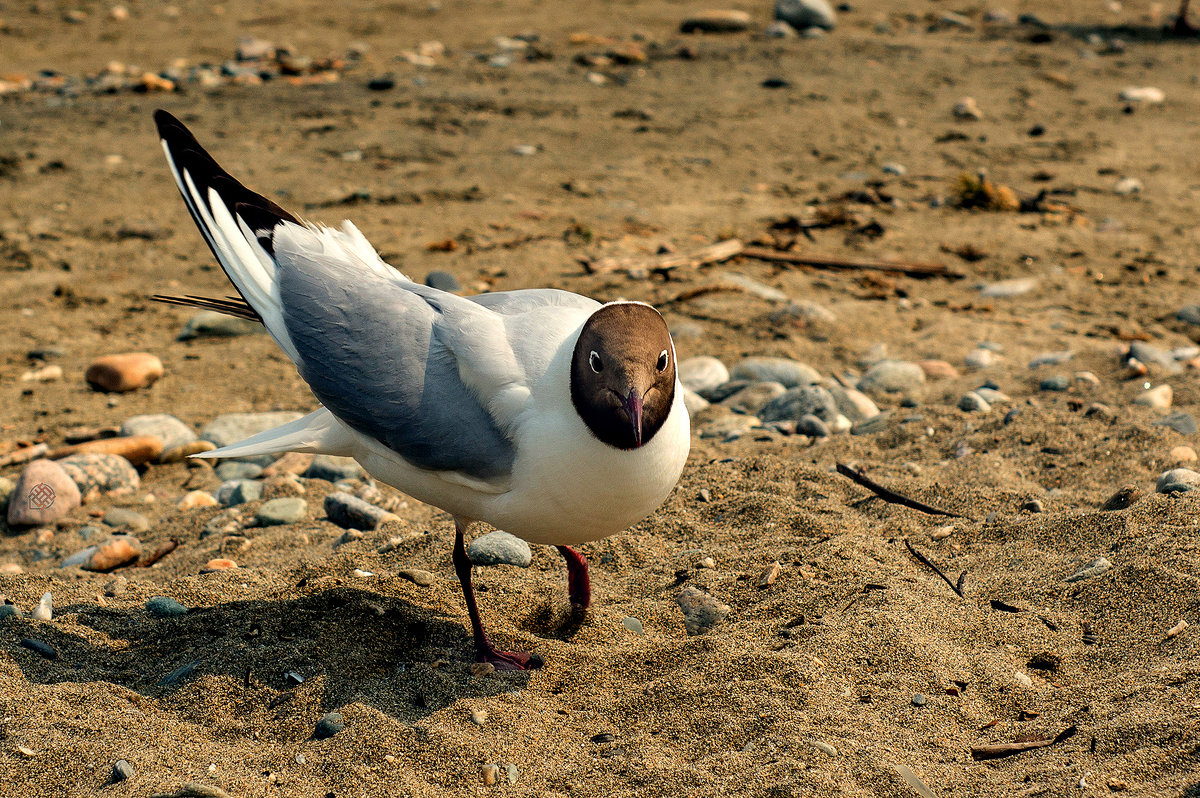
[589,350,603,373]
[656,349,669,372]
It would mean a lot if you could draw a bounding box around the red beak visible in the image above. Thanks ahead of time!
[623,389,644,448]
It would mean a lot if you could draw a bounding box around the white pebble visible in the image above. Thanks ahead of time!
[33,592,53,621]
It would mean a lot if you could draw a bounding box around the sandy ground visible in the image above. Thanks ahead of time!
[2,0,1200,795]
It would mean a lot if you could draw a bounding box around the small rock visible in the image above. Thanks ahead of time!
[764,20,799,37]
[1039,375,1070,392]
[1167,619,1189,638]
[1065,557,1111,582]
[775,0,836,30]
[1022,499,1044,513]
[237,35,275,60]
[177,310,263,340]
[177,490,219,510]
[678,356,730,393]
[146,596,189,617]
[1157,468,1200,494]
[7,460,81,526]
[1133,384,1172,410]
[1153,412,1197,435]
[104,507,150,532]
[1113,177,1143,195]
[681,386,710,415]
[255,497,307,526]
[304,455,364,482]
[730,357,821,388]
[1169,445,1197,463]
[314,712,345,739]
[981,278,1037,298]
[768,300,837,326]
[215,480,264,507]
[32,592,52,621]
[720,383,786,415]
[953,97,983,120]
[201,412,304,447]
[622,616,645,634]
[1074,371,1101,387]
[857,360,926,396]
[201,558,237,573]
[324,491,398,530]
[470,709,488,726]
[398,568,434,586]
[506,764,519,785]
[120,414,197,453]
[159,661,200,686]
[911,694,927,706]
[811,740,837,756]
[1118,86,1164,104]
[881,162,907,176]
[680,10,752,33]
[1176,305,1200,326]
[797,414,831,437]
[958,392,990,412]
[263,452,316,477]
[850,413,890,435]
[85,353,163,393]
[759,385,838,424]
[1028,350,1073,368]
[468,531,532,567]
[676,586,731,635]
[20,364,63,382]
[965,348,997,369]
[57,453,140,502]
[916,360,959,380]
[0,605,21,619]
[481,765,500,786]
[19,639,57,659]
[112,760,134,783]
[424,270,462,292]
[104,576,129,597]
[757,561,781,588]
[827,385,879,422]
[215,461,264,481]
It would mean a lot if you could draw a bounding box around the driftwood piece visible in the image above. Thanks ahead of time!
[970,726,1077,761]
[836,463,969,519]
[580,239,744,276]
[48,436,164,467]
[904,539,967,599]
[740,246,964,279]
[0,443,49,468]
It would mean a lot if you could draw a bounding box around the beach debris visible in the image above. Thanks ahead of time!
[893,764,937,798]
[903,539,968,598]
[314,712,345,739]
[837,463,968,520]
[1166,619,1189,638]
[676,586,731,634]
[970,726,1077,760]
[739,246,962,279]
[579,238,743,277]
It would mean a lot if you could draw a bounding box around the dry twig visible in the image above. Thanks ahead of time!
[836,462,969,519]
[970,726,1077,761]
[579,239,744,276]
[740,246,963,279]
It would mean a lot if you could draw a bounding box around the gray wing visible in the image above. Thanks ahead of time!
[274,238,517,480]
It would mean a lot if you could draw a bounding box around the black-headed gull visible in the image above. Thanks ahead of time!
[151,111,690,670]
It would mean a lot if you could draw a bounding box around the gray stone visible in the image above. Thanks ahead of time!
[255,497,307,526]
[911,694,928,706]
[1177,305,1200,326]
[856,360,925,396]
[304,454,365,483]
[1153,412,1198,435]
[827,384,879,422]
[975,387,1011,404]
[759,385,838,423]
[215,479,263,507]
[103,507,150,532]
[1065,557,1112,582]
[764,20,799,37]
[112,760,134,783]
[730,357,821,388]
[57,453,139,502]
[775,0,836,30]
[1129,342,1181,374]
[177,310,263,340]
[958,392,990,412]
[424,270,461,292]
[1028,351,1074,369]
[0,605,21,619]
[325,491,398,530]
[468,530,532,567]
[622,616,645,634]
[146,596,189,617]
[1039,375,1070,392]
[796,414,831,437]
[314,712,344,739]
[1156,468,1200,493]
[120,414,197,452]
[676,586,731,635]
[718,273,789,303]
[721,382,787,415]
[680,386,710,415]
[678,356,730,394]
[215,461,264,481]
[965,348,997,369]
[851,413,890,435]
[699,380,751,403]
[201,412,305,448]
[61,546,97,568]
[399,568,435,586]
[7,460,81,526]
[767,300,837,325]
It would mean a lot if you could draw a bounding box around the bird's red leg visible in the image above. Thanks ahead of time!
[453,520,542,671]
[555,545,591,611]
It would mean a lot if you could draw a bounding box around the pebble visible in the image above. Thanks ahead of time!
[764,20,799,37]
[1118,86,1164,104]
[1074,371,1100,387]
[201,558,237,573]
[32,592,52,621]
[7,460,81,526]
[85,353,164,393]
[857,360,926,396]
[797,415,831,437]
[470,709,488,726]
[1133,384,1172,410]
[1065,557,1112,582]
[1177,305,1200,326]
[104,507,150,532]
[1039,375,1070,392]
[1169,445,1197,463]
[965,348,997,369]
[201,412,304,447]
[769,300,837,325]
[0,605,21,619]
[177,490,219,510]
[881,162,907,176]
[19,639,57,660]
[255,497,307,526]
[112,760,134,783]
[314,712,345,739]
[324,491,398,530]
[757,561,782,588]
[304,455,364,482]
[424,270,462,292]
[57,453,140,502]
[622,616,645,634]
[20,364,63,382]
[264,452,315,477]
[120,414,197,453]
[680,10,752,33]
[399,568,434,586]
[1113,177,1143,195]
[827,385,879,422]
[775,0,836,30]
[952,97,983,120]
[1028,350,1074,368]
[177,310,261,341]
[678,356,730,393]
[146,596,189,617]
[680,386,710,416]
[104,576,128,597]
[159,661,200,686]
[911,694,927,707]
[975,387,1010,404]
[481,765,500,786]
[851,414,890,435]
[1128,342,1178,373]
[958,392,990,412]
[1022,499,1044,513]
[980,277,1037,298]
[507,764,519,785]
[759,386,838,424]
[811,740,837,756]
[916,360,959,380]
[1153,412,1198,435]
[1156,468,1200,493]
[676,586,731,635]
[215,480,264,507]
[215,461,264,481]
[468,531,532,567]
[731,357,821,388]
[720,382,786,415]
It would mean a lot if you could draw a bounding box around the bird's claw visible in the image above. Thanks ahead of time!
[480,649,544,671]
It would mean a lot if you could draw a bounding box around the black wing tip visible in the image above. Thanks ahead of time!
[150,293,264,322]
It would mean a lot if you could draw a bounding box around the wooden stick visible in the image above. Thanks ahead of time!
[970,726,1077,761]
[580,239,744,275]
[836,463,969,519]
[904,539,967,599]
[0,443,49,468]
[740,246,964,279]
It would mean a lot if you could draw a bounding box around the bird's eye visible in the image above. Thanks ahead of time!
[589,350,603,373]
[656,349,669,372]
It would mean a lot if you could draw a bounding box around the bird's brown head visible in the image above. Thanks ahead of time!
[570,302,677,450]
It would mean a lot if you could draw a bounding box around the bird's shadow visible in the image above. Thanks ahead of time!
[5,586,531,726]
